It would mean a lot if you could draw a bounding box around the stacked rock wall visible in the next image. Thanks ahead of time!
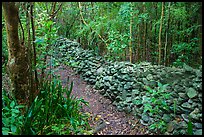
[52,38,202,135]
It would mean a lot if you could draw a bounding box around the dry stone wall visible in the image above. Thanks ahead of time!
[52,38,202,135]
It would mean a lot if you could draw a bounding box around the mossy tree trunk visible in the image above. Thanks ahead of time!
[3,2,30,104]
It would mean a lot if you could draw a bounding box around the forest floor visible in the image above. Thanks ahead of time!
[2,59,149,135]
[49,63,149,135]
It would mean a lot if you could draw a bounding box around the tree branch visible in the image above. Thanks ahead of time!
[78,2,108,47]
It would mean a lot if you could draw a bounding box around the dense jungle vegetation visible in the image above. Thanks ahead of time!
[2,2,202,135]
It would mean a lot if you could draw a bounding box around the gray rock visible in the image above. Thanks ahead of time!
[178,106,191,114]
[194,123,202,129]
[162,114,171,123]
[109,86,116,91]
[181,114,189,122]
[132,89,140,95]
[190,108,200,115]
[187,88,198,99]
[140,119,149,126]
[103,76,113,81]
[126,97,132,103]
[104,82,111,87]
[188,99,193,104]
[141,114,151,123]
[96,67,104,74]
[194,129,202,135]
[120,68,128,74]
[190,113,200,121]
[179,129,186,135]
[124,82,133,90]
[167,120,177,133]
[122,74,131,81]
[181,102,191,109]
[175,121,187,129]
[178,93,187,99]
[183,63,193,72]
[146,74,153,81]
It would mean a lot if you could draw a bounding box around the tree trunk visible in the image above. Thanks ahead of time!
[158,2,164,65]
[30,2,39,93]
[3,2,30,104]
[137,23,141,62]
[143,3,147,62]
[164,2,171,66]
[26,2,35,105]
[129,3,133,63]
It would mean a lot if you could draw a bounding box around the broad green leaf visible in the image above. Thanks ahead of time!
[11,125,17,133]
[2,127,10,135]
[10,101,15,108]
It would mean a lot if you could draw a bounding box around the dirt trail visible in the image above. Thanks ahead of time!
[51,64,149,135]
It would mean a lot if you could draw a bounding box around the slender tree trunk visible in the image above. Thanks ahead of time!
[137,23,141,62]
[3,2,30,104]
[143,3,147,62]
[129,3,133,63]
[158,2,164,65]
[154,3,158,64]
[26,2,34,105]
[30,2,39,94]
[164,2,171,66]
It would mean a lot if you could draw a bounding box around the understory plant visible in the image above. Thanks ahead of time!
[134,82,172,134]
[2,75,91,135]
[145,82,171,134]
[2,89,25,135]
[22,76,91,135]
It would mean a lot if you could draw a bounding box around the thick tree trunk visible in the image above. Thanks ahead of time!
[3,2,30,103]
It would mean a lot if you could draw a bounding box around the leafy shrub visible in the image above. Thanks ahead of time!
[133,82,172,134]
[2,76,91,135]
[22,76,91,135]
[145,82,171,134]
[2,89,25,135]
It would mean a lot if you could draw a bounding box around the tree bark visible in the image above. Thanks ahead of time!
[164,2,171,66]
[30,2,39,93]
[26,2,35,105]
[129,3,133,63]
[3,2,30,104]
[158,2,164,65]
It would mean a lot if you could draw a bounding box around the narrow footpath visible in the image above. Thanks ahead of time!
[51,64,149,135]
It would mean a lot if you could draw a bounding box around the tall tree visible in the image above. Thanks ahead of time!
[30,2,38,92]
[3,2,30,104]
[129,2,133,63]
[158,2,164,65]
[164,2,171,66]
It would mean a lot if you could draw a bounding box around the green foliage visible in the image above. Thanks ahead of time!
[187,116,193,135]
[34,9,59,72]
[2,16,8,68]
[22,77,90,135]
[172,38,200,67]
[2,90,25,135]
[149,119,166,133]
[134,82,172,134]
[2,76,90,135]
[106,30,128,60]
